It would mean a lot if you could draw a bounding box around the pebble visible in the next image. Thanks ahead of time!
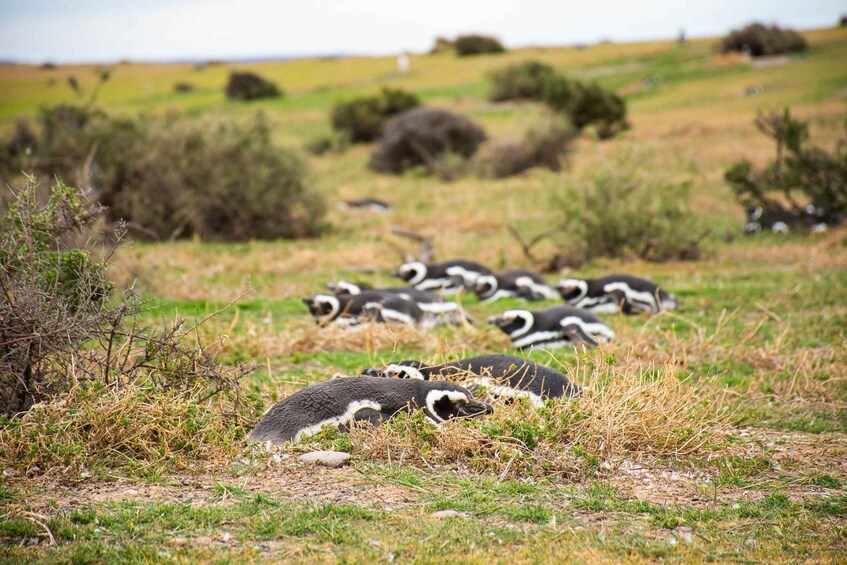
[430,509,465,519]
[168,537,189,547]
[299,450,351,468]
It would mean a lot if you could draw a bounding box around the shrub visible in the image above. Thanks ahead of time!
[721,23,807,57]
[725,109,847,227]
[331,87,420,143]
[369,107,486,176]
[174,82,195,93]
[225,71,282,101]
[0,179,260,479]
[430,36,454,54]
[552,153,704,263]
[488,61,629,138]
[489,61,559,102]
[0,105,326,241]
[478,119,576,178]
[304,130,351,156]
[454,34,506,56]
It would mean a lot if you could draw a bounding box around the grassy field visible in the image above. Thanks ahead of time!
[2,26,847,563]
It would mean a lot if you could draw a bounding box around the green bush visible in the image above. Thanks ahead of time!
[369,107,486,176]
[454,34,506,56]
[304,130,351,156]
[721,23,807,57]
[225,71,282,101]
[725,109,847,226]
[488,61,628,138]
[489,61,559,102]
[552,154,703,263]
[0,105,325,240]
[330,87,420,143]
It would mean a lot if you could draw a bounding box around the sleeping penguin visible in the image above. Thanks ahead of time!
[325,281,465,319]
[473,269,559,303]
[488,306,614,350]
[555,274,677,315]
[363,354,580,408]
[392,260,492,294]
[249,377,492,444]
[303,292,426,326]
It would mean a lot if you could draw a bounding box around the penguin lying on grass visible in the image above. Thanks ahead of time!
[249,377,492,444]
[363,354,579,408]
[303,292,426,326]
[488,306,614,350]
[325,280,466,320]
[392,260,492,294]
[473,269,558,303]
[555,274,677,315]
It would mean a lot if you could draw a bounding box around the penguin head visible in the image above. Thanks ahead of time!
[473,274,498,300]
[362,360,427,380]
[326,281,363,295]
[423,382,493,423]
[746,206,763,222]
[555,279,588,303]
[488,309,534,337]
[392,262,427,286]
[302,294,342,322]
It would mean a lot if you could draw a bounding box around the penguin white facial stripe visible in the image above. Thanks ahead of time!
[501,310,534,338]
[314,294,341,321]
[559,317,614,342]
[603,283,659,312]
[292,400,382,442]
[445,266,483,286]
[470,377,544,409]
[475,275,497,292]
[559,279,588,302]
[402,262,427,286]
[425,390,468,423]
[385,363,426,380]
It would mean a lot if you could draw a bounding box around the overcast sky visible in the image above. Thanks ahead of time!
[1,0,844,63]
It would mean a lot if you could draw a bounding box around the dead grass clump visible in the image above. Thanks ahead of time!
[283,321,439,354]
[0,381,247,482]
[347,357,726,479]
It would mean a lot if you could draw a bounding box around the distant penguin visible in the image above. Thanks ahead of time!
[473,269,559,303]
[249,377,492,444]
[488,306,614,350]
[363,354,579,408]
[303,291,425,326]
[555,275,677,315]
[324,281,470,325]
[338,198,392,213]
[392,260,493,294]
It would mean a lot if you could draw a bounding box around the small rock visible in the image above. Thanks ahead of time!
[431,509,465,519]
[169,537,189,547]
[221,532,232,542]
[195,536,212,547]
[299,450,351,468]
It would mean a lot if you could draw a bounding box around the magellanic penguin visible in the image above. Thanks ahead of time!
[488,306,614,350]
[555,274,677,315]
[337,197,392,213]
[303,291,426,326]
[392,260,493,294]
[325,281,465,318]
[473,269,559,303]
[363,354,580,408]
[249,377,492,444]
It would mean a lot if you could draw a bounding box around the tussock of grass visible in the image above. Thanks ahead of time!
[283,321,439,354]
[345,356,727,479]
[0,381,253,482]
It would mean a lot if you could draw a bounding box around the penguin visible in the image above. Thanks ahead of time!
[325,281,462,316]
[488,306,614,350]
[338,197,391,213]
[363,354,580,408]
[303,291,426,326]
[555,274,677,315]
[249,377,493,444]
[392,260,493,294]
[473,269,559,303]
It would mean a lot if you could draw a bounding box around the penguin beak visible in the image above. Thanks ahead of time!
[389,270,402,278]
[362,367,385,378]
[487,315,508,328]
[302,297,314,306]
[460,399,493,418]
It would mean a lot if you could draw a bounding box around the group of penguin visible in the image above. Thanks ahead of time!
[302,259,677,350]
[250,259,679,445]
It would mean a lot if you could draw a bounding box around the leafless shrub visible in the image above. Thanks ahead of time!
[478,119,576,178]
